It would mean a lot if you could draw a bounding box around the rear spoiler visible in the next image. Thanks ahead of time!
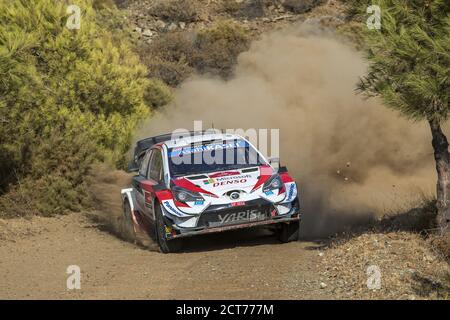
[128,133,174,172]
[128,130,217,172]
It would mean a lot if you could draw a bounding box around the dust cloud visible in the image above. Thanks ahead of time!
[135,22,440,238]
[88,164,159,249]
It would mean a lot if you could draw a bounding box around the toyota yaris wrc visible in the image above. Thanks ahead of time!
[121,132,300,253]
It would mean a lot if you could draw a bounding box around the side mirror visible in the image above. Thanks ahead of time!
[267,157,280,170]
[127,161,139,173]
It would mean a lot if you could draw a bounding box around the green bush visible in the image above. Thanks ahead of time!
[339,0,373,20]
[141,32,196,86]
[194,20,250,78]
[220,0,243,15]
[93,0,116,9]
[0,0,172,216]
[145,57,194,87]
[140,23,250,85]
[145,78,174,108]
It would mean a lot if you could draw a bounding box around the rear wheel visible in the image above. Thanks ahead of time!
[155,204,182,253]
[121,200,136,242]
[277,220,300,243]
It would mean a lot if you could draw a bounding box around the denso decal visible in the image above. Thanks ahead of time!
[213,179,247,187]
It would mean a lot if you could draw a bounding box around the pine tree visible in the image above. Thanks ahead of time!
[357,0,450,233]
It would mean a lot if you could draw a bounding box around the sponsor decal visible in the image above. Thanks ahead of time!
[209,171,240,178]
[213,179,247,187]
[264,190,274,196]
[163,201,183,216]
[218,209,266,224]
[194,200,205,206]
[214,174,251,182]
[203,178,215,185]
[285,183,296,202]
[231,201,245,207]
[201,174,254,187]
[169,141,246,157]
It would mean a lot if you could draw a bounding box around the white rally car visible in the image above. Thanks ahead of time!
[121,131,300,253]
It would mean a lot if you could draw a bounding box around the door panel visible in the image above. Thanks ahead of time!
[135,151,152,217]
[144,149,164,221]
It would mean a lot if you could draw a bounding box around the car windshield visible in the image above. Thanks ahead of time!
[167,139,266,177]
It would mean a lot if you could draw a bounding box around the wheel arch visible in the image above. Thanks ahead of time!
[121,188,136,212]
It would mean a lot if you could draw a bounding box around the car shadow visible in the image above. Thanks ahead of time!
[176,226,327,253]
[85,210,323,253]
[178,227,285,253]
[411,272,450,298]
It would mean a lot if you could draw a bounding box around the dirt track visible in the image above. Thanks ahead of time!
[0,213,330,299]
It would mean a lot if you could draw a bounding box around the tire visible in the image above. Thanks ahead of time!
[277,220,300,243]
[121,200,136,242]
[155,204,182,253]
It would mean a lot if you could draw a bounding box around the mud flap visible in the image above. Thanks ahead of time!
[278,221,300,243]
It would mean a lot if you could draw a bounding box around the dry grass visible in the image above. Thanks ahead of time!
[320,198,450,299]
[141,32,196,86]
[219,0,244,15]
[194,20,250,78]
[321,232,450,299]
[282,0,325,14]
[430,233,450,262]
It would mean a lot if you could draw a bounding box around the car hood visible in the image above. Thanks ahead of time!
[172,165,274,197]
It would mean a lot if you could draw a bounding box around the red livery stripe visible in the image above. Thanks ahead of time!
[155,189,173,201]
[174,200,190,208]
[280,173,295,183]
[251,165,273,191]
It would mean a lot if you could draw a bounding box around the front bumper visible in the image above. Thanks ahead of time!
[164,198,300,240]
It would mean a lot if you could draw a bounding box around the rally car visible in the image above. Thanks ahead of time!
[121,131,300,253]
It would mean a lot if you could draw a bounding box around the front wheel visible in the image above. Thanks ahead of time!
[277,220,300,243]
[155,204,182,253]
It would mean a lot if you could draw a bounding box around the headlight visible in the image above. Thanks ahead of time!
[172,186,204,203]
[262,174,284,193]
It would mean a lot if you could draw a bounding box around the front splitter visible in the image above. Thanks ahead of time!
[167,215,300,240]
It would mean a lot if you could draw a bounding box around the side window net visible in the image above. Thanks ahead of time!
[139,152,151,177]
[149,150,163,182]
